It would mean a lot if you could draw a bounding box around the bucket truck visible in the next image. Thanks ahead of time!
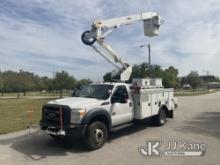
[40,12,177,150]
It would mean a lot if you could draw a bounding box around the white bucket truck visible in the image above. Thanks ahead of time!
[40,12,177,150]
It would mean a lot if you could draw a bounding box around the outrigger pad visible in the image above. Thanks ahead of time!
[81,30,96,45]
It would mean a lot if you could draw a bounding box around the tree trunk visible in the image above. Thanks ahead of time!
[60,88,63,98]
[17,92,20,99]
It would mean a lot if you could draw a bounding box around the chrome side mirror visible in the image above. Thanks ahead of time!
[107,90,112,95]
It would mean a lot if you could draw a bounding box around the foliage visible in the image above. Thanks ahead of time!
[103,62,179,88]
[162,66,179,88]
[76,79,93,88]
[0,76,3,95]
[53,71,76,97]
[185,71,201,89]
[103,72,112,82]
[0,70,93,98]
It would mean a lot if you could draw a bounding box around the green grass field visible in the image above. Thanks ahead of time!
[174,90,215,96]
[0,98,52,135]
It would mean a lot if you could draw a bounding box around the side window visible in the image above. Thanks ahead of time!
[112,86,129,103]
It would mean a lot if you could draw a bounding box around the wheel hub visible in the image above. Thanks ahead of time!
[94,128,104,143]
[160,111,165,124]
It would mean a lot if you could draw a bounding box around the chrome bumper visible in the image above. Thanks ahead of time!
[45,127,66,136]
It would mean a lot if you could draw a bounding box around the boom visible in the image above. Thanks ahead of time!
[81,12,163,81]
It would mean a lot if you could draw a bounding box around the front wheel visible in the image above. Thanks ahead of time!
[84,121,108,150]
[152,108,167,126]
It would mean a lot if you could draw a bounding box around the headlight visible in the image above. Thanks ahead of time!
[71,108,86,124]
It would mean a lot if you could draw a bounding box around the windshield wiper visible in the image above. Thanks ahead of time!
[84,95,95,98]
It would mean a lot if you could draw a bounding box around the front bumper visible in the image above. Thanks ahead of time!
[40,120,87,138]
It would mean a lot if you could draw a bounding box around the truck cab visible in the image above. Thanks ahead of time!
[40,83,134,149]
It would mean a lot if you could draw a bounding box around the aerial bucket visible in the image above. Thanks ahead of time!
[143,15,163,37]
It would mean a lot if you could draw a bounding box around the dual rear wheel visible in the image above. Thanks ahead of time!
[152,108,167,126]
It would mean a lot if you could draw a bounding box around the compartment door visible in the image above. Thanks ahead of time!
[151,93,158,116]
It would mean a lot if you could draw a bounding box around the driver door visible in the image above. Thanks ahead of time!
[110,85,133,126]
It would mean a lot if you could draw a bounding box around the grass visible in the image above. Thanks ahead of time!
[0,98,52,135]
[0,91,69,98]
[174,90,215,96]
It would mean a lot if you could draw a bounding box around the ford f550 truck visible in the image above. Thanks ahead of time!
[40,79,177,149]
[40,12,178,150]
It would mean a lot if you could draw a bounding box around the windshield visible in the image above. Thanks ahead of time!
[74,84,113,100]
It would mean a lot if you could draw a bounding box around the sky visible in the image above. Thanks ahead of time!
[0,0,220,80]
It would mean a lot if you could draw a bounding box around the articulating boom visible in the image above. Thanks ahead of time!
[81,12,163,82]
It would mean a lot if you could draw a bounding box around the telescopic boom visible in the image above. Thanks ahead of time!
[81,12,163,81]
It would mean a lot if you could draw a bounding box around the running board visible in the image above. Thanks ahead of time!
[110,122,134,132]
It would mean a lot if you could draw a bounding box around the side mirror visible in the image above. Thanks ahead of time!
[107,90,112,95]
[111,95,128,104]
[71,90,76,97]
[111,96,117,104]
[72,89,79,97]
[123,97,128,103]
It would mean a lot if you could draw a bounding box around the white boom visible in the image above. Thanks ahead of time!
[81,12,163,81]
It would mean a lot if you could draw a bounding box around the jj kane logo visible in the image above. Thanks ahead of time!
[139,140,206,157]
[139,140,161,157]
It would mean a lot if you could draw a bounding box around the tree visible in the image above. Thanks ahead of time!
[0,76,4,96]
[1,70,37,98]
[186,71,201,89]
[162,66,179,88]
[1,71,20,98]
[103,62,179,88]
[18,71,35,96]
[130,62,148,80]
[54,71,76,98]
[0,70,94,96]
[36,78,47,92]
[76,79,93,88]
[103,72,112,82]
[151,65,163,78]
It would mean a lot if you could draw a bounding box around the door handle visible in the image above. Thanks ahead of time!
[112,112,116,116]
[129,102,132,107]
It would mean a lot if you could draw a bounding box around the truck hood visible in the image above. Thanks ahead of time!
[47,97,103,109]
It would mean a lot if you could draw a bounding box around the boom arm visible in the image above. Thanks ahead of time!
[81,12,163,81]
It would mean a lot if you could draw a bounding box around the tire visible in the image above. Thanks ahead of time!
[49,134,64,140]
[167,110,174,118]
[84,121,108,150]
[152,108,167,126]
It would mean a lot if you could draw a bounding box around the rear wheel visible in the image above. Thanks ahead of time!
[152,108,167,126]
[84,121,108,150]
[167,110,174,118]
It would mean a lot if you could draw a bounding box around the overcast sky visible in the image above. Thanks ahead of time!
[0,0,220,80]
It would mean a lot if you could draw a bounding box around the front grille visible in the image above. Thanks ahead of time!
[42,104,71,125]
[44,107,60,121]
